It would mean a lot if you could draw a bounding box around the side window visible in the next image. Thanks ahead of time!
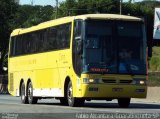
[57,23,71,49]
[57,26,63,49]
[43,29,49,51]
[21,32,39,55]
[11,35,25,56]
[22,33,32,55]
[72,20,83,76]
[74,20,82,37]
[48,27,58,50]
[63,23,71,48]
[22,34,27,54]
[10,37,16,57]
[15,35,23,56]
[10,23,72,57]
[30,32,38,53]
[38,29,46,52]
[25,34,31,54]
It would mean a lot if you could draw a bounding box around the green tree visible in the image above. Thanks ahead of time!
[0,2,55,74]
[14,5,54,28]
[58,0,120,16]
[0,0,18,74]
[1,0,159,74]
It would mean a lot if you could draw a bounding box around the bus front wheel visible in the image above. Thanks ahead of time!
[67,81,84,107]
[20,82,28,104]
[118,98,131,108]
[27,82,38,104]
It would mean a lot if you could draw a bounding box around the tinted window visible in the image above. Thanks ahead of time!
[47,28,58,50]
[10,37,16,56]
[10,22,71,57]
[117,22,141,37]
[57,23,71,49]
[72,20,83,76]
[15,35,23,56]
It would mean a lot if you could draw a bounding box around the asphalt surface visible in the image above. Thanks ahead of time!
[0,95,160,119]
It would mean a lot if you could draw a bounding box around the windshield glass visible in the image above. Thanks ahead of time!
[84,20,146,75]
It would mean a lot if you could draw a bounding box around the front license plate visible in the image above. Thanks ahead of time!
[112,88,123,92]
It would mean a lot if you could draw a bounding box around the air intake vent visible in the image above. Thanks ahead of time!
[102,79,116,84]
[120,80,132,84]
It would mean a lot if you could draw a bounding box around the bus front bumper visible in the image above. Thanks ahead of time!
[79,84,147,99]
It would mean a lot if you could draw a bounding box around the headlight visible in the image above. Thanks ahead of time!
[140,80,145,85]
[132,79,146,85]
[83,78,102,84]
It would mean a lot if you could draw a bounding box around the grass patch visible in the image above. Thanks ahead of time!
[149,47,160,71]
[148,72,160,86]
[148,46,160,86]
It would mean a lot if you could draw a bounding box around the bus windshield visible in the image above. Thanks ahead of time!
[84,20,146,75]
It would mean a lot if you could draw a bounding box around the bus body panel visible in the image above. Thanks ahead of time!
[8,49,71,97]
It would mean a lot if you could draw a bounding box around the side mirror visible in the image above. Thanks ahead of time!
[3,67,8,71]
[75,36,81,41]
[75,36,83,55]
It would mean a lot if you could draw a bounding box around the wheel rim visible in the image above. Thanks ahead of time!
[28,84,32,101]
[21,84,25,100]
[67,85,73,103]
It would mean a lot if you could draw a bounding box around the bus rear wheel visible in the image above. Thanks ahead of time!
[118,98,131,108]
[67,81,84,107]
[20,82,28,104]
[27,82,38,104]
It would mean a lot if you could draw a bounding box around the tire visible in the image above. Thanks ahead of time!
[27,82,38,104]
[67,81,84,107]
[20,82,28,104]
[118,98,131,108]
[59,97,68,105]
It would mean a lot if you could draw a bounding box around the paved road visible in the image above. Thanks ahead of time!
[0,95,160,119]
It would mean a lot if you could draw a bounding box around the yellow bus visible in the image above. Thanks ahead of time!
[8,14,147,107]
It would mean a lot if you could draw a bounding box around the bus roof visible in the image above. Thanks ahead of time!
[74,14,142,21]
[11,14,142,36]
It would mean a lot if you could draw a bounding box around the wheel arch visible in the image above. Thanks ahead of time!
[27,78,31,85]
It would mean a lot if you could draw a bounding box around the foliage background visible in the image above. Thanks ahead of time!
[1,0,160,75]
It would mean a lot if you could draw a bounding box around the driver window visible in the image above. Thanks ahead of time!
[73,20,83,76]
[74,20,82,37]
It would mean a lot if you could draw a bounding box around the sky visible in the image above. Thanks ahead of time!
[19,0,143,6]
[19,0,65,6]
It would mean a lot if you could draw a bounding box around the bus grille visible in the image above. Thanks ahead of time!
[102,79,116,84]
[120,80,132,84]
[102,79,132,84]
[9,73,14,91]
